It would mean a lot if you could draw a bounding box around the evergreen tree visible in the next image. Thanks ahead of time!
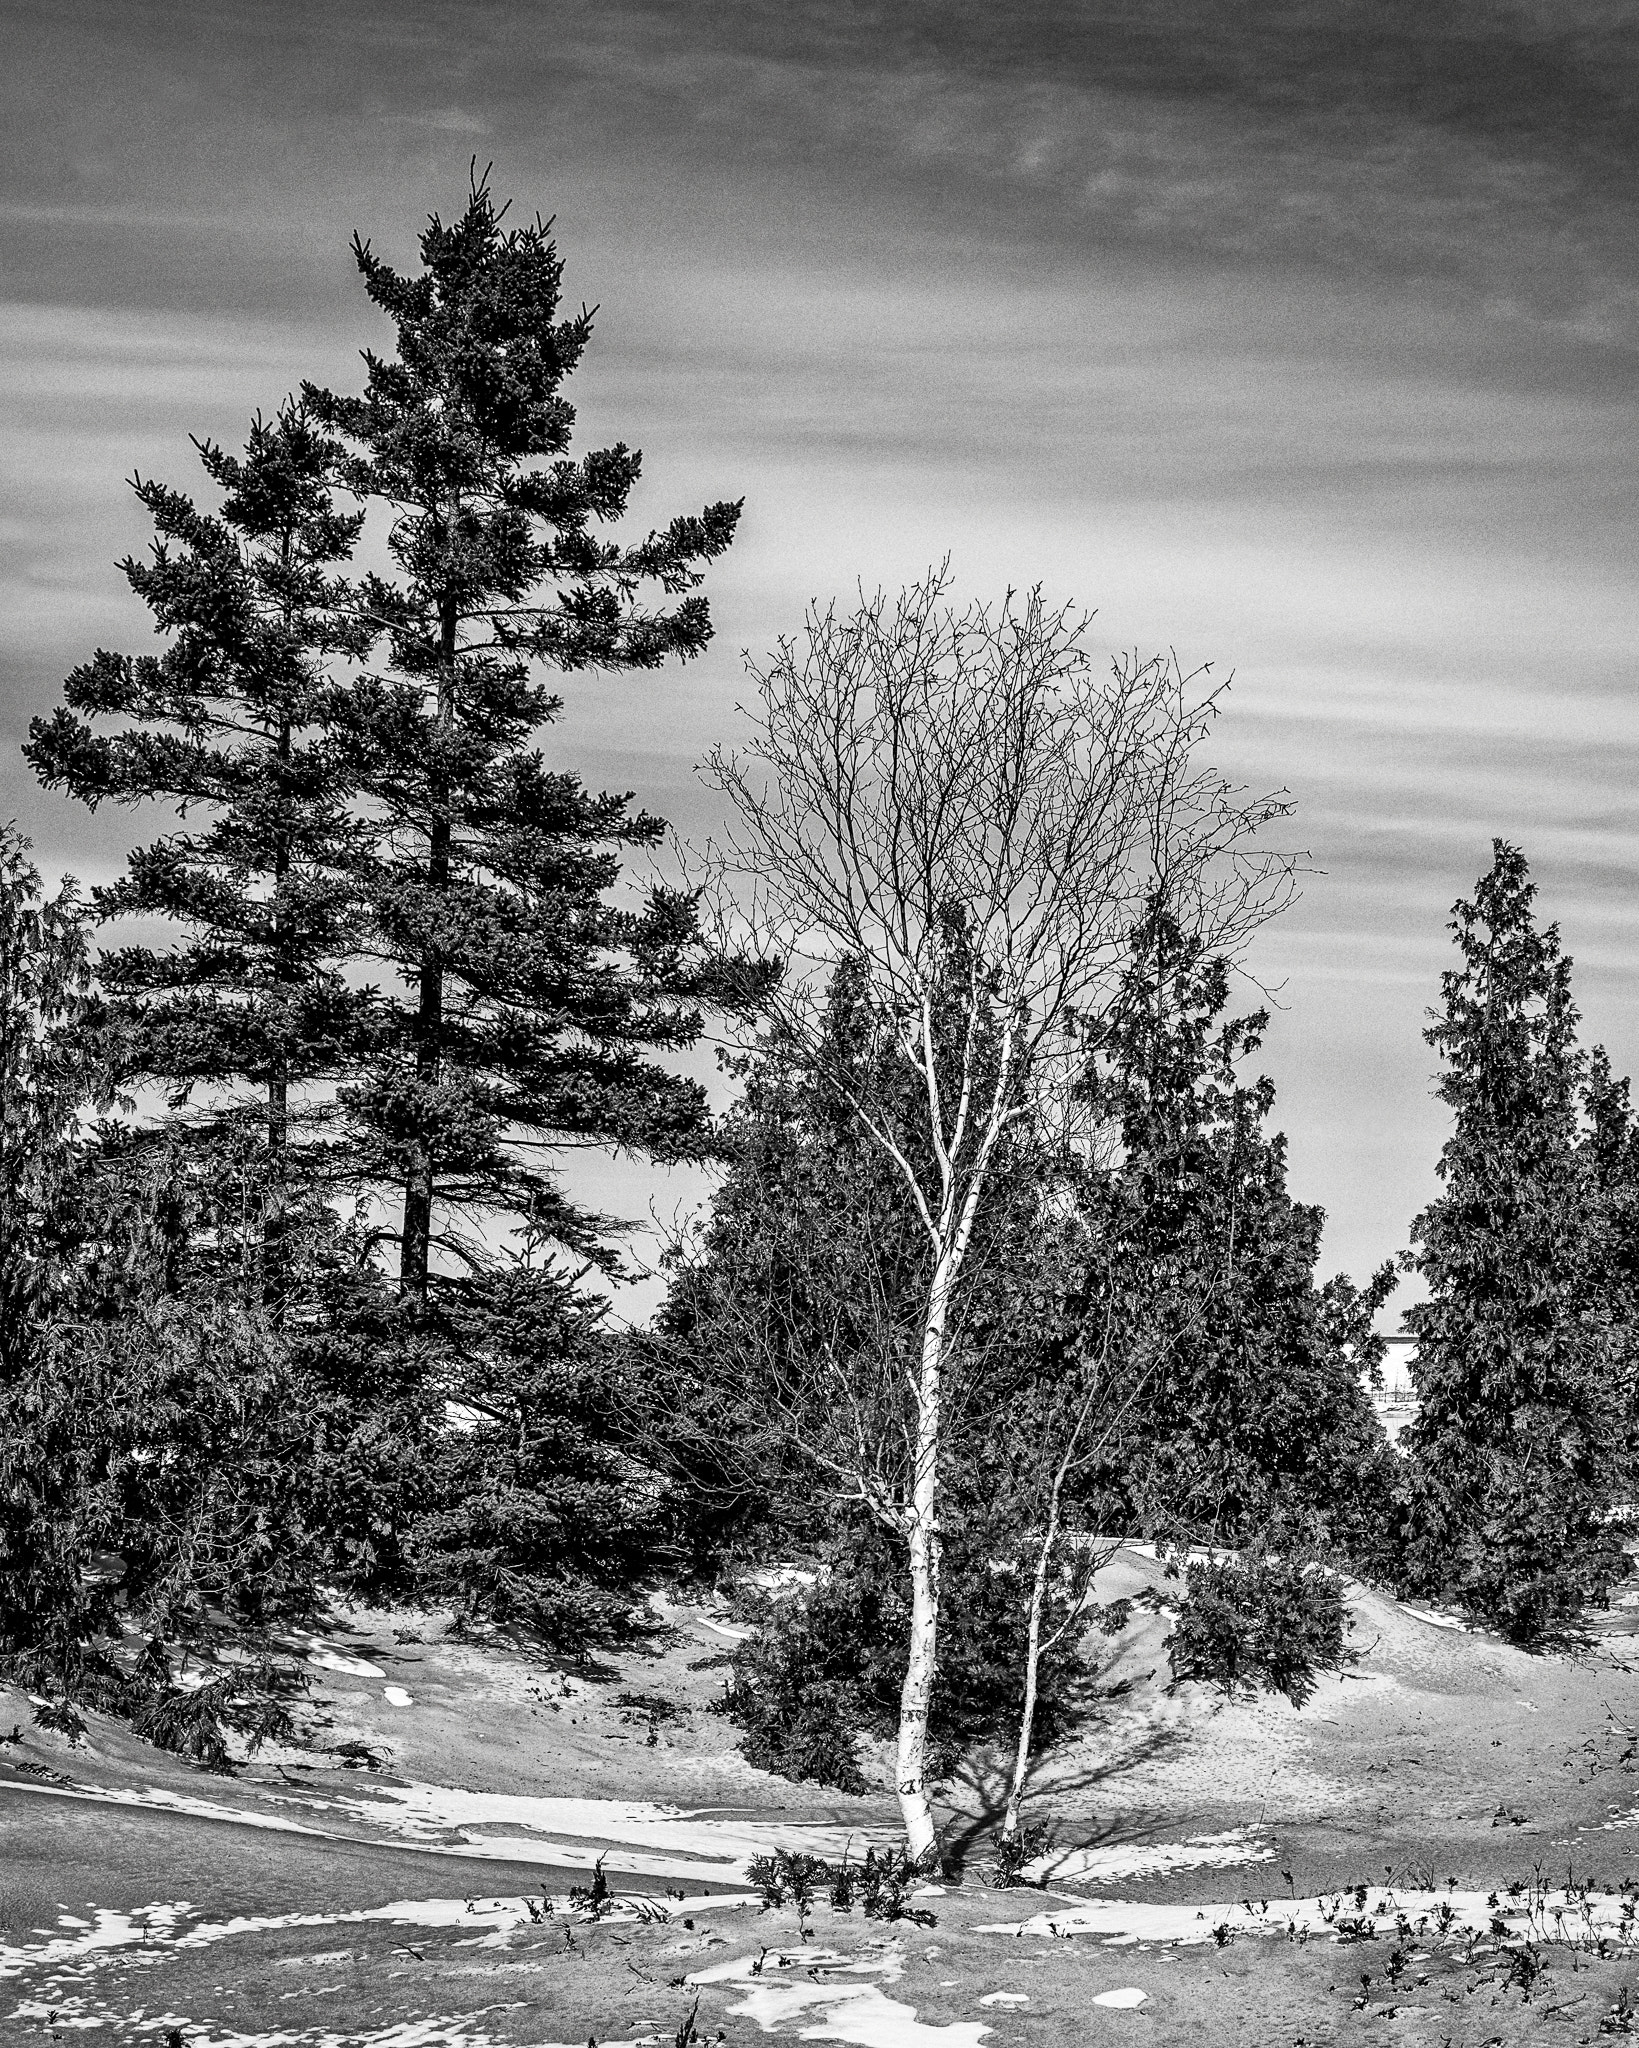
[0,829,101,1671]
[304,170,744,1294]
[1399,841,1636,1640]
[19,177,757,1670]
[410,1263,662,1648]
[1073,901,1396,1557]
[25,402,373,1315]
[1578,1047,1639,1375]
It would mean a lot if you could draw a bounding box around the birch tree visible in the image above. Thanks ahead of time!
[701,568,1295,1857]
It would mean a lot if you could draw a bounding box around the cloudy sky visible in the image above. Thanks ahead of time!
[3,0,1636,1314]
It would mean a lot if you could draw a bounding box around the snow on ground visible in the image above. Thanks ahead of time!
[4,2005,600,2048]
[4,1899,988,2048]
[1,1774,899,1883]
[0,1888,759,1982]
[979,1881,1635,1947]
[1392,1601,1474,1632]
[689,1946,991,2047]
[1023,1824,1274,1886]
[296,1634,388,1678]
[2,1778,332,1836]
[314,1783,902,1881]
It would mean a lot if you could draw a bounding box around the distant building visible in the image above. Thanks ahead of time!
[1373,1333,1418,1446]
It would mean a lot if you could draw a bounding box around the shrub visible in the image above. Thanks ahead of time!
[723,1584,869,1794]
[721,1508,1084,1794]
[988,1819,1052,1888]
[1165,1552,1351,1707]
[129,1672,298,1772]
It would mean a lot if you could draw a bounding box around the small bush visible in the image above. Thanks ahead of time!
[743,1844,936,1926]
[859,1846,939,1926]
[568,1855,612,1918]
[721,1585,868,1794]
[720,1516,1083,1794]
[988,1820,1052,1888]
[747,1847,833,1937]
[1165,1552,1351,1707]
[129,1672,297,1772]
[614,1690,687,1745]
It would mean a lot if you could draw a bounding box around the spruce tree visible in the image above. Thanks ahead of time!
[410,1262,662,1647]
[0,829,94,1359]
[26,401,373,1315]
[1073,900,1397,1557]
[1400,841,1636,1639]
[0,830,98,1671]
[304,170,743,1295]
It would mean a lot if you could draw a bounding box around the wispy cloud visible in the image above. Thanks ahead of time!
[1,0,1635,1299]
[379,107,490,134]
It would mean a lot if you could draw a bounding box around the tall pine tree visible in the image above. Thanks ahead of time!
[26,401,374,1315]
[305,169,744,1295]
[1399,841,1637,1640]
[1073,900,1397,1557]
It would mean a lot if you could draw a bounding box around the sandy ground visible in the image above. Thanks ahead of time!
[4,1547,1638,2043]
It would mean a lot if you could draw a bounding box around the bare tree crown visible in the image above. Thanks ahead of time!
[705,569,1295,1195]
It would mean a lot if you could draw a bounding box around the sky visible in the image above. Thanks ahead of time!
[2,0,1637,1321]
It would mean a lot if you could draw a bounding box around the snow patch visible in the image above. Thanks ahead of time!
[979,1883,1635,1947]
[324,1784,898,1881]
[0,1888,768,1983]
[0,1779,330,1837]
[1025,1826,1273,1887]
[743,1565,818,1594]
[299,1634,387,1677]
[3,1776,890,1885]
[383,1685,414,1707]
[1093,1988,1149,2009]
[1395,1602,1471,1632]
[691,1946,988,2047]
[728,1981,989,2045]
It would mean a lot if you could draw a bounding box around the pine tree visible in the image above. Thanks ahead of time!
[304,169,744,1295]
[0,831,393,1729]
[1073,900,1397,1557]
[0,829,100,1669]
[1399,841,1636,1640]
[1579,1048,1639,1369]
[410,1263,662,1647]
[0,829,94,1352]
[25,401,373,1315]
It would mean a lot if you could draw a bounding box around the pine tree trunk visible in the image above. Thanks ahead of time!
[401,593,457,1301]
[264,713,292,1319]
[400,903,444,1297]
[265,1071,288,1315]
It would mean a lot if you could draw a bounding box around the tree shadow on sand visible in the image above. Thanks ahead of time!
[936,1662,1198,1867]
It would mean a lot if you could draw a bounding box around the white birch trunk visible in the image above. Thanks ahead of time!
[895,1260,951,1861]
[1002,1486,1061,1840]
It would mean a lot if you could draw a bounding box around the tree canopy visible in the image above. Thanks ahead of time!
[1398,840,1638,1640]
